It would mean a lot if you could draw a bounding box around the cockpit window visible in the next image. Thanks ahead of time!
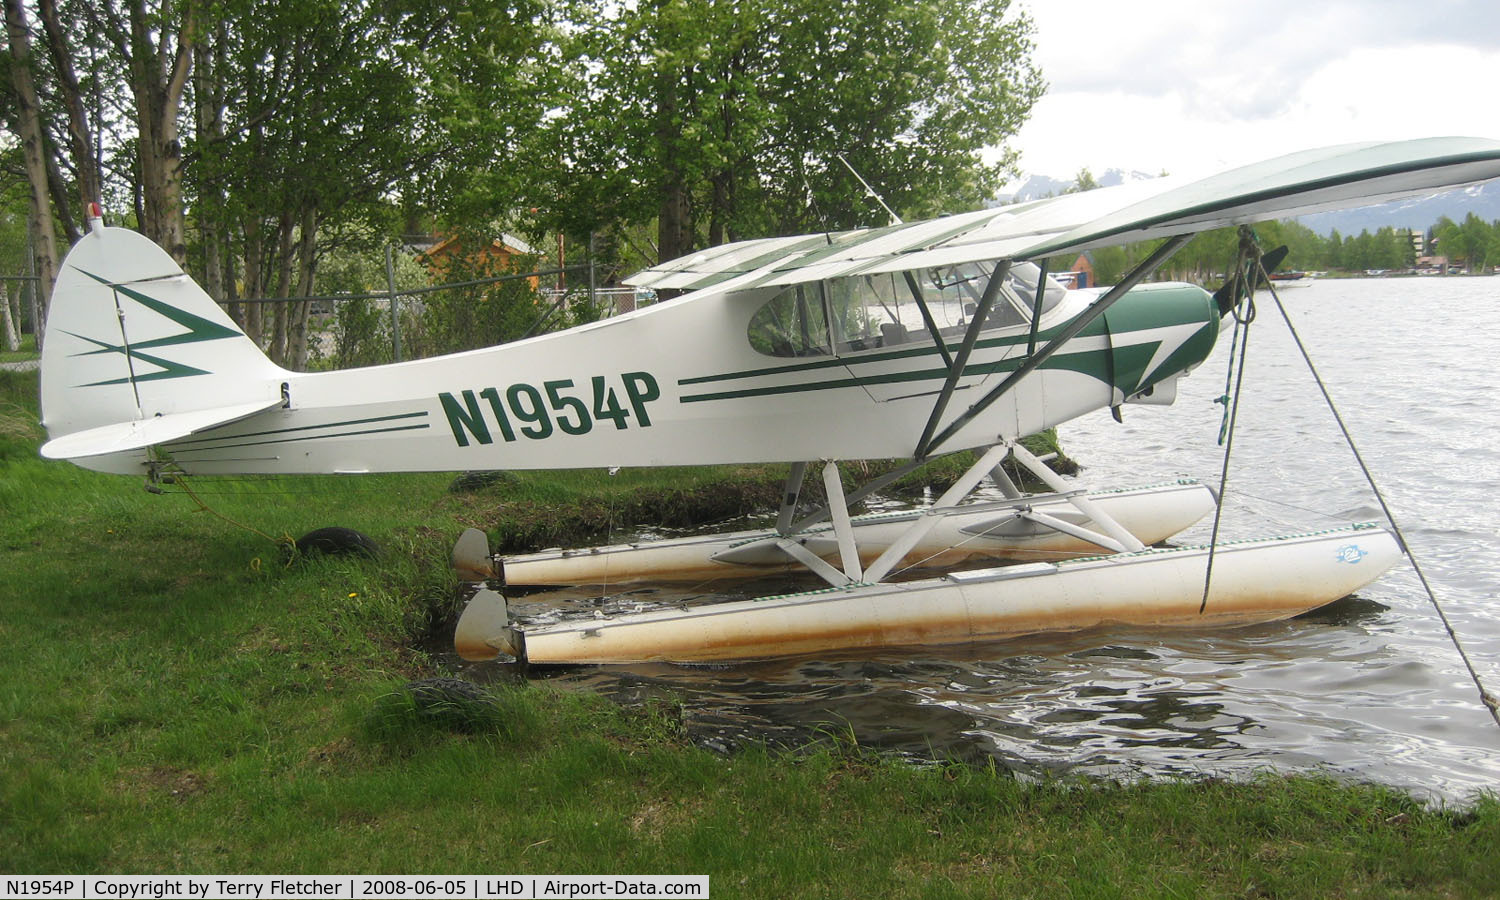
[747,282,832,357]
[748,261,1068,358]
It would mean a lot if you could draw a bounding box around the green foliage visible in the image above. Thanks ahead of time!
[1433,212,1500,271]
[0,153,35,275]
[318,298,390,369]
[23,0,1047,363]
[548,0,1044,259]
[309,237,430,368]
[403,242,544,358]
[1066,167,1099,193]
[1067,214,1493,287]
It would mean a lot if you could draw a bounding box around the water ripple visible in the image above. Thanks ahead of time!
[451,278,1500,803]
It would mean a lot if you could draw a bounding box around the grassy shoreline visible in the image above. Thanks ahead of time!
[2,369,1495,894]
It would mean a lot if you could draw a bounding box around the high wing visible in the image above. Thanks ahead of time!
[624,137,1500,293]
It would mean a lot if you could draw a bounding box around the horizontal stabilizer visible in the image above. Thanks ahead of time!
[39,398,282,460]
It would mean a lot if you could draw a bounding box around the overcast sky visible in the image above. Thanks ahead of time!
[1007,0,1500,180]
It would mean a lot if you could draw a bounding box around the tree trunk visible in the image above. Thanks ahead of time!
[37,0,101,231]
[4,0,61,332]
[708,172,728,248]
[1,282,19,352]
[289,207,320,370]
[27,217,46,352]
[193,35,227,304]
[242,217,264,346]
[658,182,692,264]
[117,0,194,264]
[654,55,693,264]
[269,211,295,365]
[43,142,81,246]
[7,280,21,346]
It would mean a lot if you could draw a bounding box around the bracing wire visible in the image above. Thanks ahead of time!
[1256,263,1500,728]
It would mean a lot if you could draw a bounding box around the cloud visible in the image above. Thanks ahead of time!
[1008,0,1500,178]
[1024,0,1500,100]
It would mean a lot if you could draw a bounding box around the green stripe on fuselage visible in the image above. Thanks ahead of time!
[677,283,1217,402]
[679,345,1125,403]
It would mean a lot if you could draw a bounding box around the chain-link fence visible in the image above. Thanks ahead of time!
[235,255,658,371]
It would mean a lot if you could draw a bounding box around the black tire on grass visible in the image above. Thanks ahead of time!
[295,526,380,558]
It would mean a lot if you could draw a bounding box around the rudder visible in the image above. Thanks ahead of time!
[40,218,288,473]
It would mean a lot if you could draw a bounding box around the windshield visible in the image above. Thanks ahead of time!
[747,261,1068,359]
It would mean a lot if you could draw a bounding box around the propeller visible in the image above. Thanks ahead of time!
[1213,244,1289,317]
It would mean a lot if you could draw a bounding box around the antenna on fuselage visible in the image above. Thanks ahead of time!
[837,154,902,226]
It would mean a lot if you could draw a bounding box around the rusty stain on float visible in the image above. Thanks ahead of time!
[493,527,1402,666]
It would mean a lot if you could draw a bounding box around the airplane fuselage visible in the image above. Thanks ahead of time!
[156,278,1218,476]
[41,225,1219,477]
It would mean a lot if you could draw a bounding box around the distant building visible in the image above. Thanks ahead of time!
[419,233,539,288]
[1416,255,1449,275]
[1058,252,1096,289]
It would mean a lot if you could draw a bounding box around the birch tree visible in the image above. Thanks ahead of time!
[81,0,193,262]
[36,0,101,228]
[3,0,59,345]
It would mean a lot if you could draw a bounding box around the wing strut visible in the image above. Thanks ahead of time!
[1026,258,1051,357]
[912,261,1012,459]
[902,272,955,370]
[916,233,1194,459]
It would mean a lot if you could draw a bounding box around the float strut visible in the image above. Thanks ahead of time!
[777,462,808,535]
[1007,440,1144,552]
[863,444,1011,584]
[822,461,864,581]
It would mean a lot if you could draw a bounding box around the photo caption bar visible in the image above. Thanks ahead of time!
[4,876,709,899]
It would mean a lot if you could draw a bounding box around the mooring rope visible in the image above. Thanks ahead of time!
[1213,251,1255,446]
[166,470,297,561]
[1200,239,1259,614]
[1258,262,1500,729]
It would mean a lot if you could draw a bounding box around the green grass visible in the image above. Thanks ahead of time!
[0,332,38,364]
[1,368,1496,895]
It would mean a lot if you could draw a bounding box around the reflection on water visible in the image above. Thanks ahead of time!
[447,277,1500,802]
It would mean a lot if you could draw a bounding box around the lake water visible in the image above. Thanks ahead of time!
[452,276,1500,803]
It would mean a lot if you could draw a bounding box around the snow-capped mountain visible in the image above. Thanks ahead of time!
[994,168,1160,204]
[1298,182,1500,236]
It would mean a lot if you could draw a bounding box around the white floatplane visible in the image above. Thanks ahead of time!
[37,137,1500,665]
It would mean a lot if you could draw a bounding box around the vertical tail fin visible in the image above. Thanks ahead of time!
[39,220,288,472]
